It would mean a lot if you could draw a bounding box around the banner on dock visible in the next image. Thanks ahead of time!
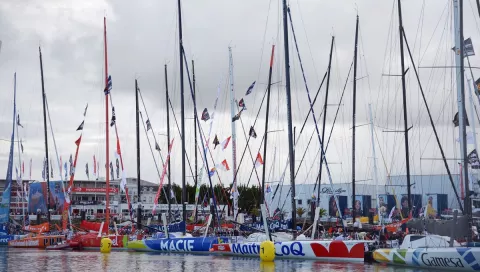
[239,219,292,232]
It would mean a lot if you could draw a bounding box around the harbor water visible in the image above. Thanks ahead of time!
[0,247,436,272]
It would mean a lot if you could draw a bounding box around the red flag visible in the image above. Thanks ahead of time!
[75,135,82,146]
[255,152,264,168]
[218,159,230,171]
[116,138,121,156]
[221,136,231,150]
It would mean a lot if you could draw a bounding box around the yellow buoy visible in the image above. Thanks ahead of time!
[259,240,275,262]
[100,237,112,253]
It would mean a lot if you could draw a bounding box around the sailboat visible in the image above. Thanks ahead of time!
[212,0,367,262]
[126,0,232,253]
[0,73,27,246]
[373,0,480,270]
[68,17,143,251]
[9,50,67,249]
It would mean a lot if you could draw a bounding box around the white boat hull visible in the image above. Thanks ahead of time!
[212,240,365,262]
[374,247,480,271]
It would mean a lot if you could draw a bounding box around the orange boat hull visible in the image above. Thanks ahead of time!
[8,235,65,249]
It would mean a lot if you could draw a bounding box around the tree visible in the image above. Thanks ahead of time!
[319,208,327,218]
[296,207,306,218]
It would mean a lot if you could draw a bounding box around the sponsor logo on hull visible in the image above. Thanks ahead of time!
[374,247,480,271]
[140,237,228,252]
[213,241,364,261]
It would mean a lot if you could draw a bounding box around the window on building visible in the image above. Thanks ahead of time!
[307,200,311,205]
[297,199,302,205]
[149,197,152,203]
[142,196,146,203]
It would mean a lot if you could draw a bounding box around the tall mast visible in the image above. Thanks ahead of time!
[282,0,296,237]
[14,74,24,226]
[103,17,110,232]
[468,80,479,193]
[39,47,51,225]
[135,79,141,230]
[352,16,359,219]
[317,36,334,208]
[177,0,187,229]
[193,59,198,217]
[368,104,381,222]
[228,47,238,220]
[397,0,412,213]
[401,25,464,213]
[261,45,275,208]
[165,65,172,221]
[1,73,16,230]
[454,0,471,240]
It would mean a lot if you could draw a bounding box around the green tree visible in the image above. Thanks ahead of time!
[319,208,327,217]
[296,207,306,218]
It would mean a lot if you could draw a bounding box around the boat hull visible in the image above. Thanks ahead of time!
[0,235,16,246]
[127,237,229,253]
[8,235,65,249]
[211,240,365,262]
[373,247,480,271]
[69,233,141,251]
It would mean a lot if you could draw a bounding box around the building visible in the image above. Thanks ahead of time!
[267,174,478,219]
[1,173,476,222]
[0,178,225,222]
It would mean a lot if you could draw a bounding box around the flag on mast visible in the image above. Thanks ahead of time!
[221,136,231,150]
[453,112,470,127]
[217,159,230,171]
[245,81,256,95]
[213,135,220,149]
[76,120,84,131]
[254,152,264,168]
[464,38,475,57]
[64,162,67,180]
[83,103,89,116]
[17,114,24,128]
[201,108,210,122]
[110,107,116,127]
[249,126,257,138]
[116,158,120,179]
[146,119,152,131]
[69,154,73,176]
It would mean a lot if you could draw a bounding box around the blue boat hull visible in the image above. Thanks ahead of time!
[128,236,229,252]
[0,235,15,246]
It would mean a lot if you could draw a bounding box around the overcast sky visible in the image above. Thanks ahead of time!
[1,0,480,197]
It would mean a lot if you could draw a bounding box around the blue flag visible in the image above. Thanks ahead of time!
[245,81,256,95]
[208,168,216,177]
[64,162,68,180]
[104,75,112,95]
